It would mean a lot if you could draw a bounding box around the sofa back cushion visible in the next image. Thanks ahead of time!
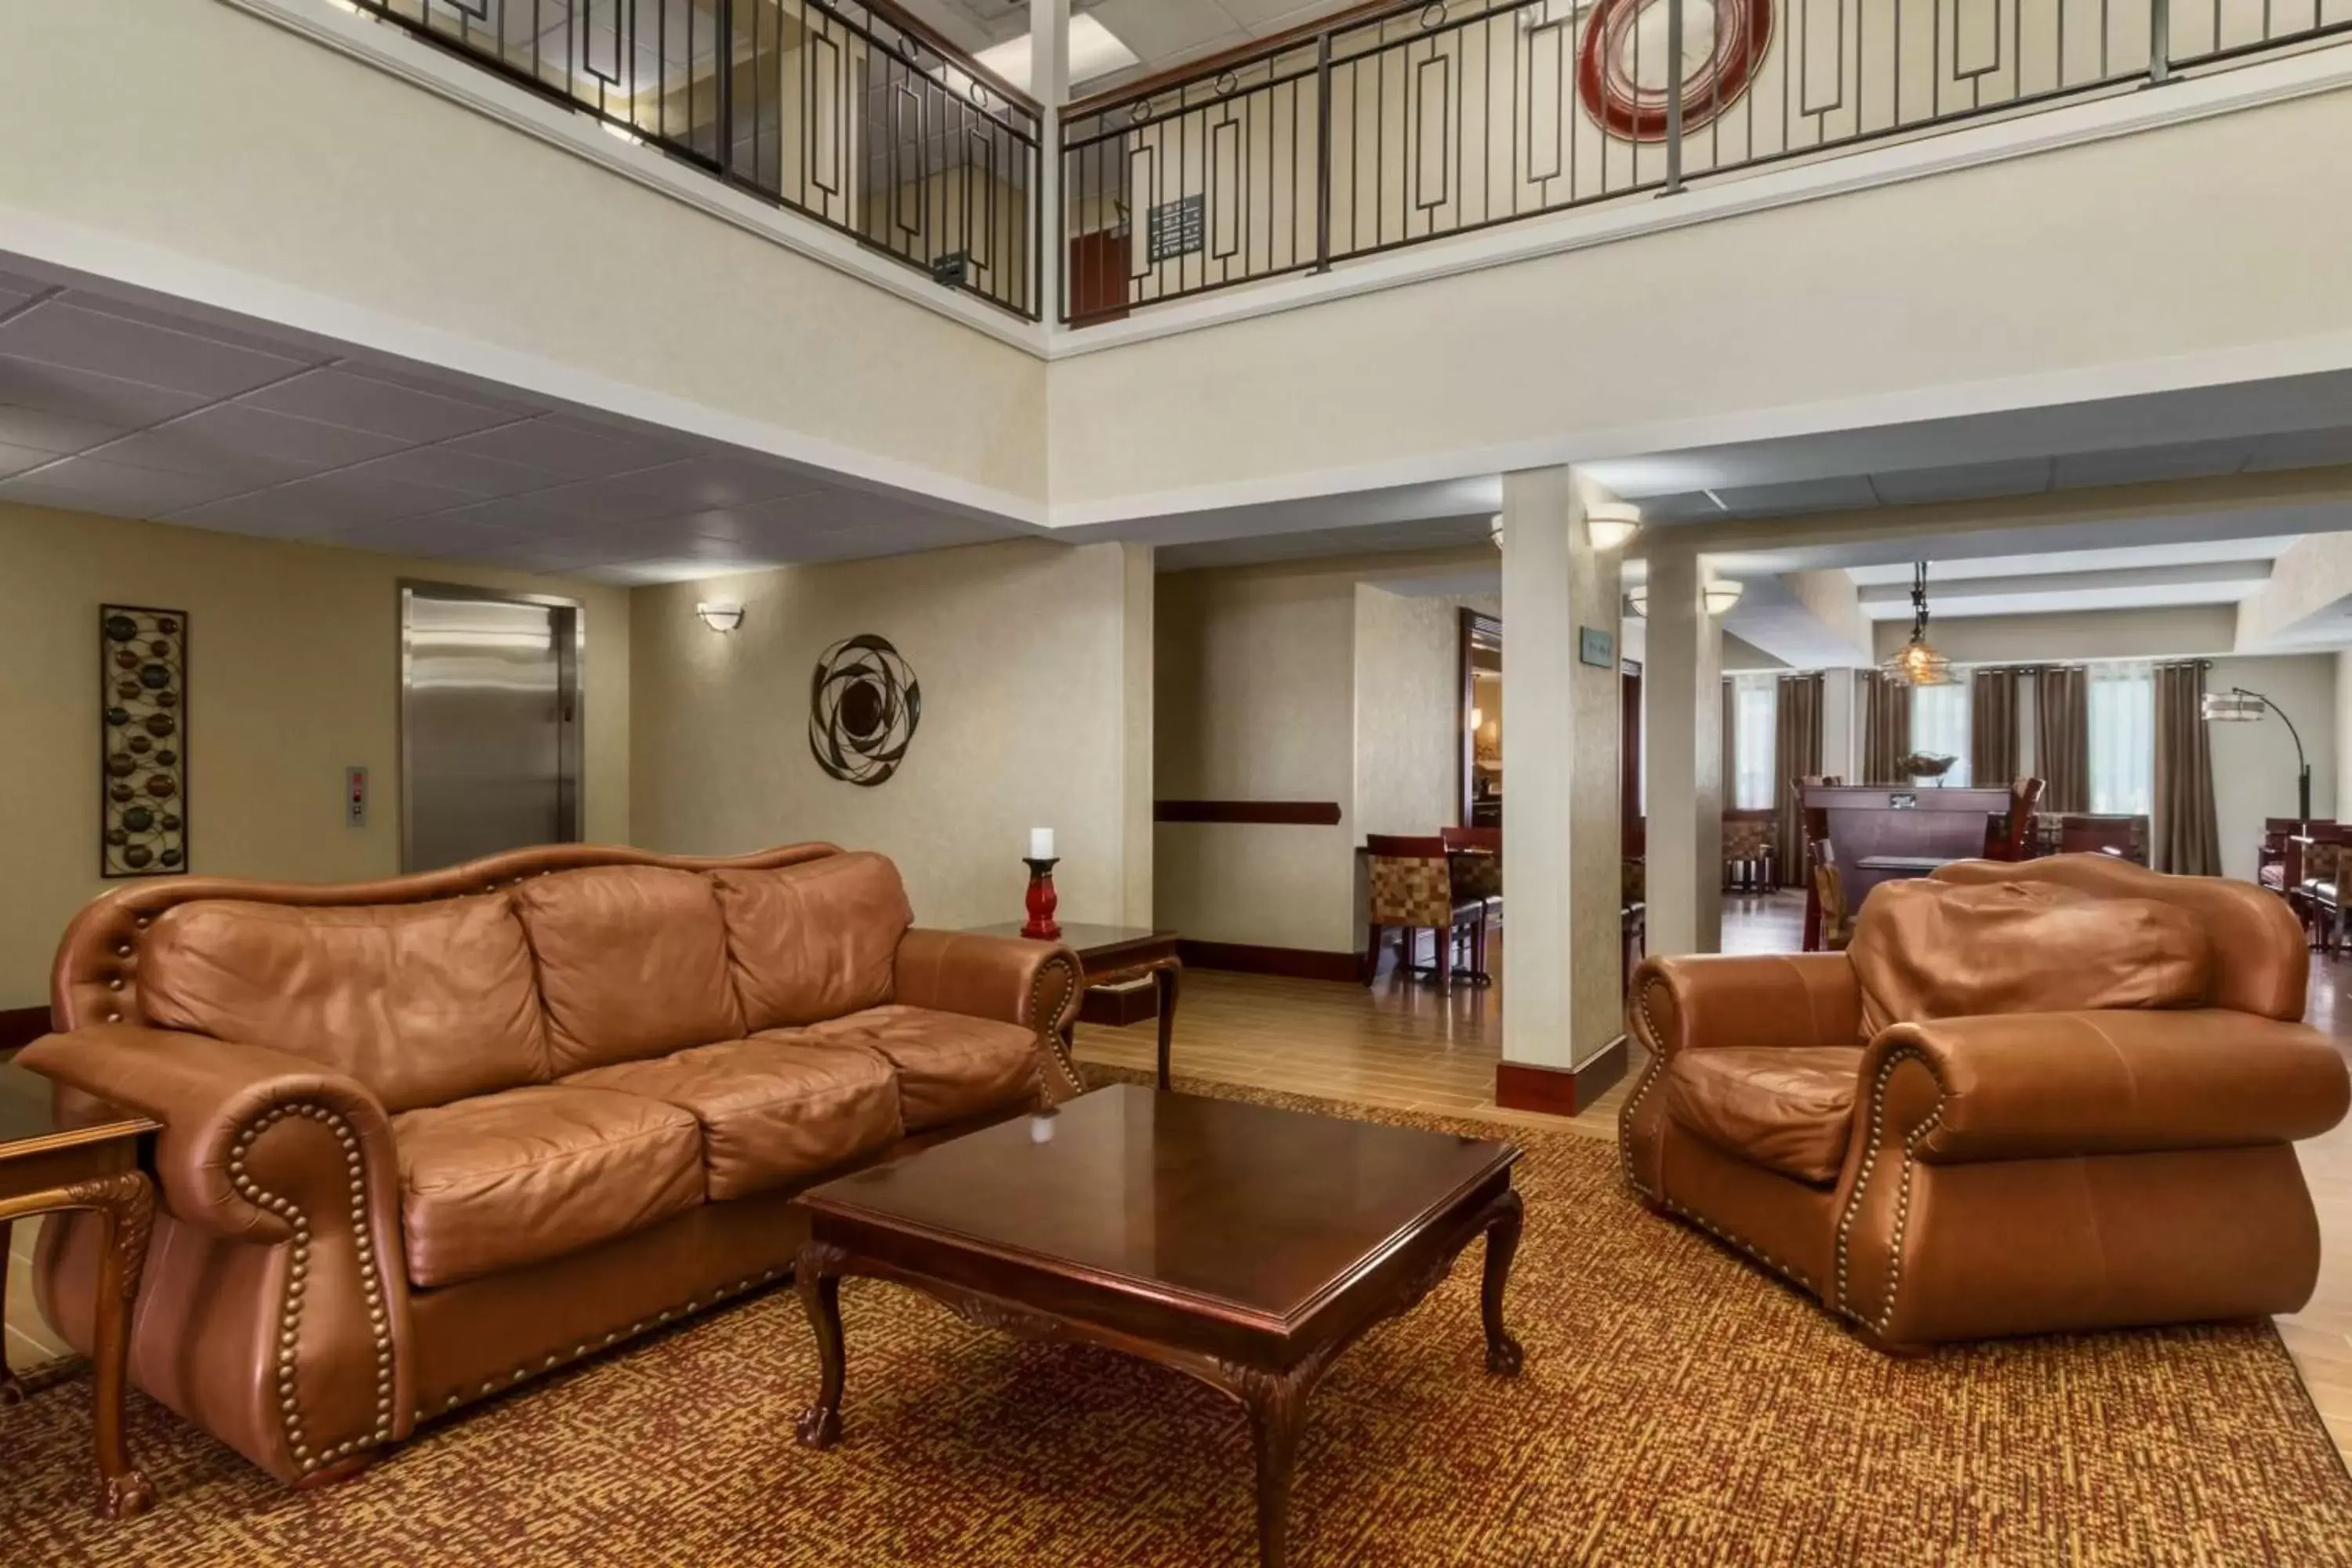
[512,865,743,1073]
[712,852,911,1030]
[1851,877,2210,1035]
[141,894,550,1112]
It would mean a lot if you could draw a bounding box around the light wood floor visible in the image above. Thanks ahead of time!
[1074,891,2352,1464]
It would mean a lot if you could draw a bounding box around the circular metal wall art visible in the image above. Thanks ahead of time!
[809,634,921,787]
[1577,0,1773,141]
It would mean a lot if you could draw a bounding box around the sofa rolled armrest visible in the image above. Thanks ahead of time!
[1628,953,1864,1064]
[19,1025,399,1243]
[1864,1009,2351,1164]
[893,928,1087,1104]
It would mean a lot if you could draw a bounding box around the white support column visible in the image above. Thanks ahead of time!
[1820,666,1858,781]
[1032,0,1069,324]
[1644,541,1723,957]
[1500,468,1624,1075]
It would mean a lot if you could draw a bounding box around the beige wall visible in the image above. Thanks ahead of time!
[0,504,630,1011]
[2208,654,2335,884]
[4,0,1044,507]
[631,539,1144,932]
[1154,563,1360,953]
[1353,585,1475,839]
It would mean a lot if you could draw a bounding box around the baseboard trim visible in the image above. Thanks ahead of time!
[1494,1039,1631,1118]
[1178,940,1362,984]
[0,1005,49,1054]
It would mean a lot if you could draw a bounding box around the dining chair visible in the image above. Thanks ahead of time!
[2292,824,2352,953]
[1984,776,2046,860]
[2057,814,2143,862]
[2263,817,2332,895]
[1365,834,1487,989]
[1440,826,1502,981]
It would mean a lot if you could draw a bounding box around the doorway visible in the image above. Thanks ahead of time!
[400,583,583,873]
[1459,610,1502,826]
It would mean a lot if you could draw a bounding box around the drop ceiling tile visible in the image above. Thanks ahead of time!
[97,404,409,480]
[1865,459,2053,506]
[321,515,535,557]
[0,302,310,398]
[1092,0,1247,62]
[2243,426,2352,474]
[1219,0,1343,31]
[0,400,135,456]
[1706,475,1882,515]
[0,441,53,479]
[238,368,528,443]
[0,458,261,517]
[57,290,334,361]
[594,455,832,512]
[169,469,478,535]
[336,445,564,498]
[0,356,207,431]
[441,416,695,480]
[1624,491,1729,524]
[2050,439,2255,488]
[415,492,593,534]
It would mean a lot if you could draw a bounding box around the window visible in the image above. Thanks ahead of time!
[1731,674,1777,811]
[2089,661,2154,815]
[1908,678,1973,787]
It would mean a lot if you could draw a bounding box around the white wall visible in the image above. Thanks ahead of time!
[1873,605,2239,663]
[632,539,1145,931]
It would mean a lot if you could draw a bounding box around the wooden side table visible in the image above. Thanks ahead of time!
[967,924,1182,1090]
[0,1059,159,1519]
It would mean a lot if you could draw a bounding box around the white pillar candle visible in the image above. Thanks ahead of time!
[1029,827,1055,860]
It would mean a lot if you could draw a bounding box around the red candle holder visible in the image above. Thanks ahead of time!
[1022,856,1062,940]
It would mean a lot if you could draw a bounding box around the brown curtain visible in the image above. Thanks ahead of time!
[2152,661,2221,876]
[2035,666,2090,814]
[1862,672,1911,784]
[1773,673,1824,886]
[1970,667,2019,788]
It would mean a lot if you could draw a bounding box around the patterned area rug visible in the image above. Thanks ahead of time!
[5,1075,2348,1566]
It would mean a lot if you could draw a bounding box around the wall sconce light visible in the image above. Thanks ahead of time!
[1468,705,1485,732]
[1488,513,1504,550]
[1624,586,1648,618]
[695,600,745,633]
[1586,501,1642,550]
[1703,579,1744,615]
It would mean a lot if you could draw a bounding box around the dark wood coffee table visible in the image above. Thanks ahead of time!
[791,1084,1523,1566]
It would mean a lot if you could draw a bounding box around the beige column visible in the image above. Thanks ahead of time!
[1499,467,1624,1076]
[1118,541,1155,925]
[1643,540,1723,957]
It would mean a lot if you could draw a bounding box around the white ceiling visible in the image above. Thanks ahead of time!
[1849,539,2299,621]
[899,0,1368,91]
[0,265,1018,583]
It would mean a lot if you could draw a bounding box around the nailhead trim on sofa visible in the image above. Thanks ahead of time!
[1030,954,1085,1101]
[227,1102,395,1475]
[1832,1047,1944,1333]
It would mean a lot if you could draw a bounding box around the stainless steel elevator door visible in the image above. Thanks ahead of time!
[401,589,580,873]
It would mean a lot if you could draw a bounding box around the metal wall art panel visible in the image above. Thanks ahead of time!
[810,633,921,786]
[100,604,188,877]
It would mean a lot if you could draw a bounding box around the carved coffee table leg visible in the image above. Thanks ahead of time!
[88,1173,156,1518]
[1153,961,1181,1091]
[1243,1371,1309,1568]
[1480,1186,1525,1377]
[794,1241,847,1450]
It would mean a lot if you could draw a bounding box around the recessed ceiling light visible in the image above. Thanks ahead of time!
[975,14,1140,93]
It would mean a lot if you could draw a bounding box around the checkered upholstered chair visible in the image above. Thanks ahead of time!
[1366,834,1487,989]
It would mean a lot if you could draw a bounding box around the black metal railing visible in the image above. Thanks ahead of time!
[1060,0,2350,324]
[349,0,1043,318]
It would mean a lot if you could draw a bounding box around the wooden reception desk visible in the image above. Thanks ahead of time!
[1802,784,2013,913]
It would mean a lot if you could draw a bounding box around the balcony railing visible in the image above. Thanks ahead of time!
[353,0,1044,319]
[1058,0,2352,324]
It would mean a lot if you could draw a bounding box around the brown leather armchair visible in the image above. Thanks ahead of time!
[1622,854,2349,1351]
[20,844,1082,1486]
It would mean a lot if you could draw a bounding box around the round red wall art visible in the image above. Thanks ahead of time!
[1577,0,1774,141]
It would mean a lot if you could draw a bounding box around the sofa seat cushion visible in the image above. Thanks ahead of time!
[1663,1047,1863,1187]
[776,1006,1039,1131]
[392,1085,705,1288]
[564,1037,902,1200]
[512,866,745,1074]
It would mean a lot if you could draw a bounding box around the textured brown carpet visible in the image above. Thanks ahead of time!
[5,1076,2349,1566]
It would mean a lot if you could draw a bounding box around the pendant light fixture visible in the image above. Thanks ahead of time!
[1881,561,1954,687]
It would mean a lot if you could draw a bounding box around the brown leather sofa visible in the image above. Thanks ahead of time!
[20,843,1082,1485]
[1622,853,2350,1351]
